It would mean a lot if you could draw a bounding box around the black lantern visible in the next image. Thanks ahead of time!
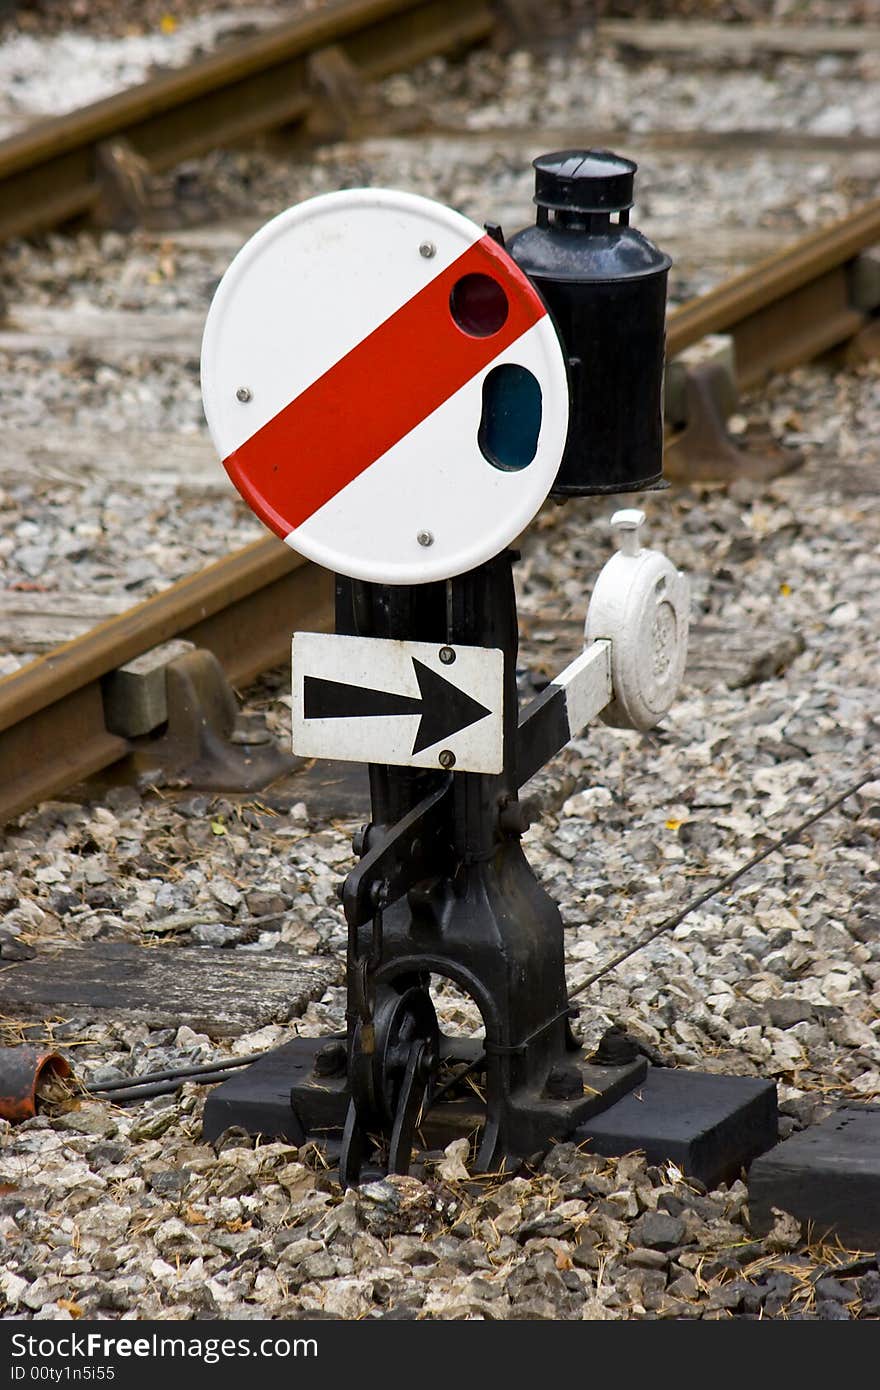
[508,150,671,497]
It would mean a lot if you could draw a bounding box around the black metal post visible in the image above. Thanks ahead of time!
[332,553,628,1171]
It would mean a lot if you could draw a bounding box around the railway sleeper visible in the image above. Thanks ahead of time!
[92,137,215,233]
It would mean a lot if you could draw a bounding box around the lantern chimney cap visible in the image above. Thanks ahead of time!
[533,149,637,214]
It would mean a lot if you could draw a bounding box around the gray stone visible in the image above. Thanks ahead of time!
[625,1247,669,1270]
[816,1299,851,1320]
[856,1271,880,1302]
[190,921,241,947]
[630,1212,685,1251]
[850,917,879,945]
[814,1276,855,1304]
[507,1295,567,1319]
[245,892,289,919]
[148,1168,191,1196]
[0,935,36,960]
[766,997,815,1028]
[572,1231,600,1270]
[706,1280,748,1311]
[297,1252,336,1281]
[667,1271,699,1300]
[15,544,50,578]
[53,1108,117,1138]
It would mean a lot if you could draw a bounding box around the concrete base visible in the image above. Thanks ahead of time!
[748,1105,880,1250]
[573,1067,778,1190]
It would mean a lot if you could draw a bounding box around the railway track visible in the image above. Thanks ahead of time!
[0,7,877,824]
[0,6,876,247]
[0,0,495,243]
[0,195,877,826]
[0,10,877,1319]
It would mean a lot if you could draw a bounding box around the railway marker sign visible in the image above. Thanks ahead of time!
[201,188,569,585]
[291,633,504,773]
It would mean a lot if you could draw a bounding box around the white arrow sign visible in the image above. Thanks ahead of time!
[292,633,504,774]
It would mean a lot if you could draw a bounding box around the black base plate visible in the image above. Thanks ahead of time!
[203,1037,323,1146]
[202,1034,648,1164]
[573,1066,779,1190]
[748,1104,880,1250]
[202,1038,778,1193]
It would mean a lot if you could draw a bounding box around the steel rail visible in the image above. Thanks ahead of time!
[0,0,494,243]
[667,198,880,390]
[0,539,332,824]
[0,202,877,827]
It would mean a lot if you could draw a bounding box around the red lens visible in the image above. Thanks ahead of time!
[449,274,509,337]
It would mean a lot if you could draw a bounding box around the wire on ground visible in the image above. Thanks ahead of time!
[76,769,877,1104]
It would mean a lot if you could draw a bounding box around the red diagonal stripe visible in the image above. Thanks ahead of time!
[222,235,546,539]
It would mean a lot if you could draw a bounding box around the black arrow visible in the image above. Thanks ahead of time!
[303,659,491,755]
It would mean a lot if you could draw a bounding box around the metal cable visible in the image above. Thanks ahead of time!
[86,1050,267,1095]
[429,768,876,1106]
[79,770,876,1105]
[91,1073,240,1102]
[567,768,877,1000]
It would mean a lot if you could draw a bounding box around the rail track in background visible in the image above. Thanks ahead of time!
[0,13,878,1263]
[1,3,878,247]
[0,0,497,244]
[0,195,878,826]
[0,3,878,824]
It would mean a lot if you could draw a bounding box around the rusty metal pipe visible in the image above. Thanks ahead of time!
[0,1046,72,1122]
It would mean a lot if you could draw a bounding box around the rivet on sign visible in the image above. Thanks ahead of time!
[417,530,434,547]
[439,647,456,665]
[419,241,436,259]
[438,749,456,769]
[236,387,252,402]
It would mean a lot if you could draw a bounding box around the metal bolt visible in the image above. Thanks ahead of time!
[314,1040,347,1078]
[419,241,436,259]
[438,749,456,769]
[439,646,455,664]
[545,1063,584,1100]
[352,823,371,857]
[417,530,434,547]
[236,386,252,403]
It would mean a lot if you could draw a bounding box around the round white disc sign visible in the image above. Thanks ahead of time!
[201,188,569,585]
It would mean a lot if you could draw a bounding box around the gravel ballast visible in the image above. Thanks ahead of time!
[0,12,878,1320]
